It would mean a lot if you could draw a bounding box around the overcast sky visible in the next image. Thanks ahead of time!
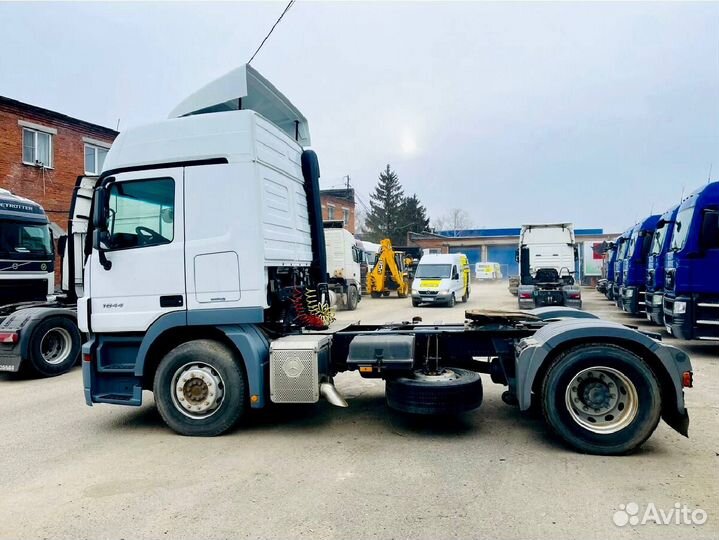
[1,1,717,232]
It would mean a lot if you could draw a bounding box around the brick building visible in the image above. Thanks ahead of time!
[0,96,118,231]
[320,188,355,234]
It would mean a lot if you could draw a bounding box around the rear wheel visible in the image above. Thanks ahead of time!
[26,317,81,377]
[386,368,483,415]
[541,343,661,455]
[154,340,248,436]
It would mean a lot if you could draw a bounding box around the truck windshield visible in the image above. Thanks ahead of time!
[617,238,629,258]
[651,223,669,255]
[626,231,639,258]
[670,207,695,252]
[416,264,452,278]
[0,220,53,259]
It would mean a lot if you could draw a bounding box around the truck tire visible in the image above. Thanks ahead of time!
[347,285,359,311]
[541,343,661,455]
[447,293,456,307]
[371,291,382,298]
[386,368,483,415]
[26,316,81,377]
[153,339,248,437]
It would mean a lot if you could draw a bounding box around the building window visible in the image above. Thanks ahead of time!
[84,144,109,175]
[328,205,335,220]
[343,208,350,226]
[22,128,53,167]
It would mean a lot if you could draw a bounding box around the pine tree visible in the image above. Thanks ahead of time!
[366,164,405,244]
[400,194,430,235]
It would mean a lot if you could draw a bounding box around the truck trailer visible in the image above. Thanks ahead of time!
[80,65,692,455]
[619,215,660,315]
[663,182,719,341]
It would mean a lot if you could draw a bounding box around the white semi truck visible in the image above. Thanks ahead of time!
[516,223,582,310]
[79,65,692,455]
[323,221,361,310]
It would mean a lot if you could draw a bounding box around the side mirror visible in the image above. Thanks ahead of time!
[92,186,107,230]
[57,235,67,258]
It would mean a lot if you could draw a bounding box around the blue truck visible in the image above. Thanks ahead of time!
[663,182,719,341]
[645,206,679,325]
[612,230,631,308]
[619,215,660,315]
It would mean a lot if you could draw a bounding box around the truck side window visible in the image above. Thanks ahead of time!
[452,265,459,280]
[107,178,175,250]
[701,211,719,250]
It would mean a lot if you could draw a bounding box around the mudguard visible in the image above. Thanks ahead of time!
[0,306,77,371]
[515,318,692,436]
[529,306,598,321]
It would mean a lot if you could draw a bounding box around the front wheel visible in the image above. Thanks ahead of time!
[154,340,248,436]
[447,293,456,308]
[541,343,661,455]
[26,316,81,377]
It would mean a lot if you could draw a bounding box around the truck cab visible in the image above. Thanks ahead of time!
[619,214,660,314]
[663,182,719,340]
[612,230,631,307]
[603,241,617,300]
[645,206,679,325]
[0,189,55,303]
[516,223,581,310]
[323,222,362,310]
[411,253,470,307]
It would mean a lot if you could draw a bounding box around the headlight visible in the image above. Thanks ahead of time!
[674,301,687,315]
[652,294,663,305]
[625,289,634,298]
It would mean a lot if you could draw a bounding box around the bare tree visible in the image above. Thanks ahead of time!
[432,208,473,234]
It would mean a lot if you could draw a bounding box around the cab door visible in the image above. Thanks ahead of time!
[88,168,185,333]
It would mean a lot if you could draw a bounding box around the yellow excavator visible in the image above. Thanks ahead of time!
[367,238,410,298]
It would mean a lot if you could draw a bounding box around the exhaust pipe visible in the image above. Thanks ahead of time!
[320,380,348,408]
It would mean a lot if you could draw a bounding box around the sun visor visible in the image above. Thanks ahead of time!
[168,64,310,146]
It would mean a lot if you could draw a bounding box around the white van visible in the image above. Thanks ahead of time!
[411,253,471,307]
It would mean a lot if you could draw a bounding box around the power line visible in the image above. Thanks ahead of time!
[248,0,295,65]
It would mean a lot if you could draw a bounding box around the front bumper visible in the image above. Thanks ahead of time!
[645,291,664,325]
[620,286,645,315]
[412,291,452,304]
[663,294,693,340]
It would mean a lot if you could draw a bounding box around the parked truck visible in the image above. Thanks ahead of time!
[645,206,679,325]
[516,223,582,310]
[663,182,719,341]
[0,177,96,376]
[80,65,693,455]
[0,189,55,304]
[323,221,361,310]
[612,230,632,307]
[619,215,660,315]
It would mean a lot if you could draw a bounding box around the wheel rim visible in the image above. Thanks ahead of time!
[40,328,73,365]
[171,362,225,419]
[564,366,638,434]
